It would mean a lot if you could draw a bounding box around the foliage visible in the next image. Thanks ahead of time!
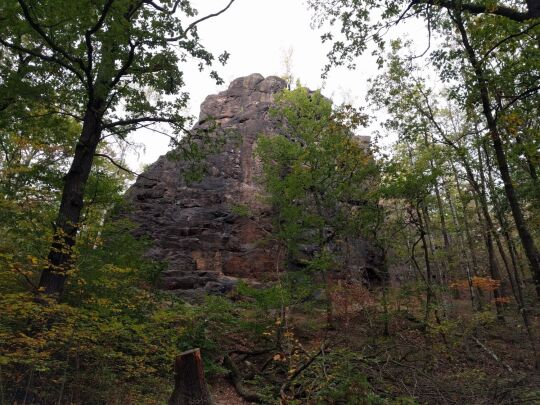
[1,0,539,401]
[256,87,377,266]
[0,0,236,296]
[230,202,251,218]
[287,348,417,405]
[0,218,237,403]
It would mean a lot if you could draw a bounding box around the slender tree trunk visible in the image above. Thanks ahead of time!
[453,12,540,298]
[482,143,538,363]
[416,204,435,324]
[477,141,518,301]
[443,173,477,309]
[452,160,487,310]
[421,203,445,285]
[515,133,538,183]
[481,142,523,294]
[405,231,415,279]
[451,162,480,277]
[38,107,103,297]
[473,196,505,319]
[433,180,450,255]
[423,133,451,256]
[432,180,452,288]
[509,238,528,287]
[461,152,505,318]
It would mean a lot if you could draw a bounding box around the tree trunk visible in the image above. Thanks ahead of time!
[453,11,540,298]
[169,349,214,405]
[443,173,477,309]
[38,108,102,297]
[515,133,538,184]
[460,152,505,317]
[476,140,518,300]
[416,204,435,324]
[473,195,505,319]
[421,201,445,285]
[451,162,480,276]
[482,143,538,366]
[423,133,451,256]
[433,179,451,257]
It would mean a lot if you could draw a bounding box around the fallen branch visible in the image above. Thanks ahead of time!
[280,345,325,401]
[223,355,262,402]
[471,336,513,373]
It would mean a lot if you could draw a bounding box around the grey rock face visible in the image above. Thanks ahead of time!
[125,74,382,300]
[125,74,286,299]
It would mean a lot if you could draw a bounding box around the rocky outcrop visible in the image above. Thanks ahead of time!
[125,74,285,299]
[125,74,382,300]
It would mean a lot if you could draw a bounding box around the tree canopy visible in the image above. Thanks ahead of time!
[1,0,540,402]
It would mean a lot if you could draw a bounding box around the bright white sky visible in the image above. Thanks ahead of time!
[127,0,429,170]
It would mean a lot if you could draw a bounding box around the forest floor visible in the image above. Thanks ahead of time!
[208,290,540,404]
[213,381,252,405]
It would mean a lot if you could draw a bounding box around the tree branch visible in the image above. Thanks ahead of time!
[411,5,432,59]
[184,0,236,36]
[165,0,236,41]
[471,336,514,373]
[480,21,540,64]
[94,153,157,181]
[280,345,325,401]
[143,0,182,15]
[12,263,39,293]
[84,0,116,88]
[499,85,540,112]
[102,115,182,129]
[412,0,530,22]
[17,0,87,70]
[87,0,115,36]
[110,40,140,89]
[0,37,86,84]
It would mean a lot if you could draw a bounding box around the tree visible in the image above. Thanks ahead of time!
[367,41,540,363]
[256,87,378,326]
[308,0,540,298]
[0,0,236,297]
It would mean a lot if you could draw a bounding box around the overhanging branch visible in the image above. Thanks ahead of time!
[0,37,86,84]
[165,0,237,41]
[94,153,157,181]
[412,0,531,22]
[102,116,181,129]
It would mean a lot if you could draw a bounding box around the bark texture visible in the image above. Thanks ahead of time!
[169,349,214,405]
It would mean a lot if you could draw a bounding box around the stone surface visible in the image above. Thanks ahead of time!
[124,74,382,299]
[125,74,284,299]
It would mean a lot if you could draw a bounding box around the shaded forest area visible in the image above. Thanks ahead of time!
[0,0,539,404]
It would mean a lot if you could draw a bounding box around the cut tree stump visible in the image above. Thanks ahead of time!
[169,348,214,405]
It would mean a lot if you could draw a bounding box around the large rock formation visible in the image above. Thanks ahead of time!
[125,74,381,299]
[125,74,284,299]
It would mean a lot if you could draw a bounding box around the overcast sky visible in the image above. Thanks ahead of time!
[127,0,428,170]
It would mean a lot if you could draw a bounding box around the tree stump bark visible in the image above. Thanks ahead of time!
[169,348,214,405]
